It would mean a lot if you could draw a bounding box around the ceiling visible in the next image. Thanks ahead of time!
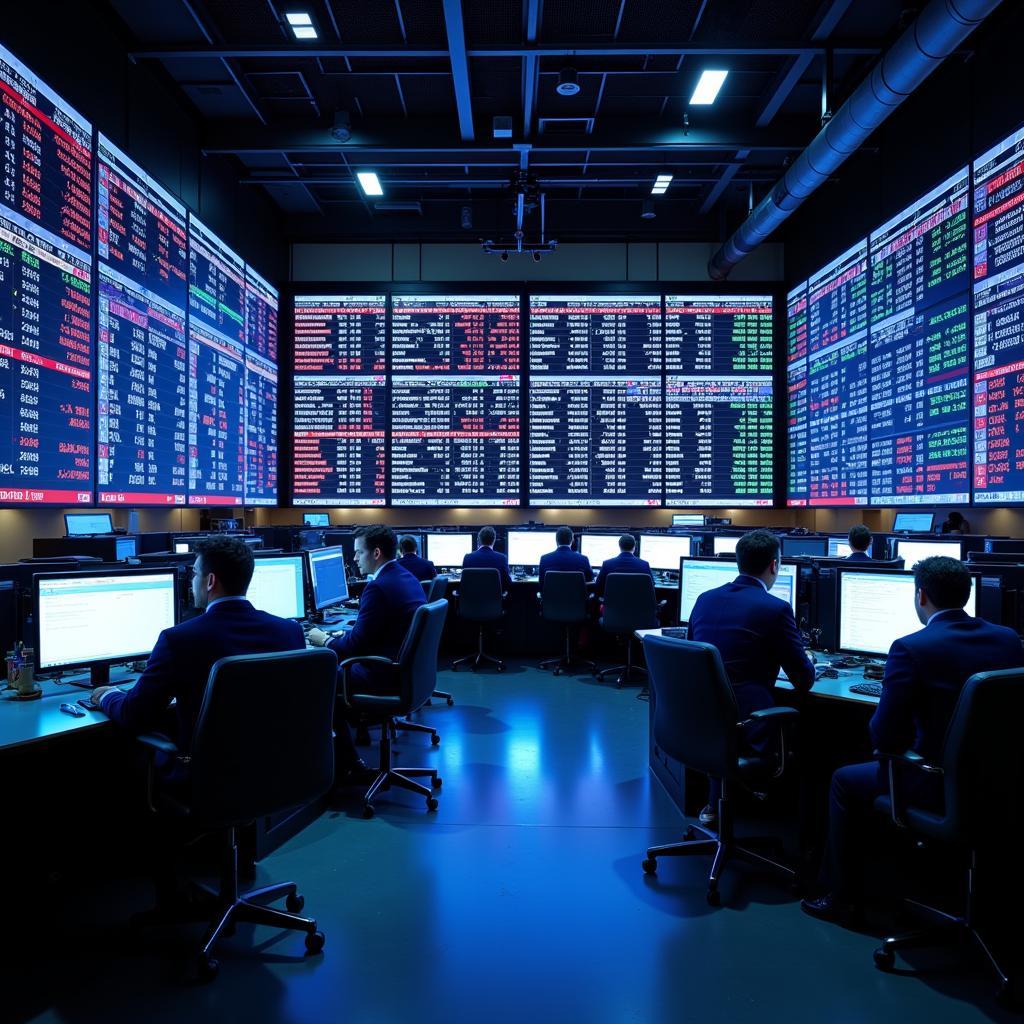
[106,0,911,243]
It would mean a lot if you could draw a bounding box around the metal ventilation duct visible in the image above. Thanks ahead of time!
[708,0,1004,281]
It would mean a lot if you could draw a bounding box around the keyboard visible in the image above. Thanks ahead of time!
[848,680,883,698]
[660,627,688,639]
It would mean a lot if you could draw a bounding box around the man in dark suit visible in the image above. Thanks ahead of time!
[688,529,815,825]
[846,524,872,560]
[594,534,652,598]
[462,526,511,589]
[397,534,437,581]
[802,557,1024,922]
[539,527,593,586]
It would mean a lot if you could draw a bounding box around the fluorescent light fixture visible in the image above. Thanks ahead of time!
[651,174,673,195]
[286,12,313,25]
[293,25,317,38]
[357,171,384,196]
[690,69,728,106]
[286,12,317,38]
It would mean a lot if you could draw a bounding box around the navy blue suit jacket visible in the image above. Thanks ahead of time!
[398,552,437,581]
[846,550,871,561]
[329,559,426,693]
[103,599,305,771]
[595,551,652,598]
[688,575,814,719]
[538,547,593,586]
[463,546,511,589]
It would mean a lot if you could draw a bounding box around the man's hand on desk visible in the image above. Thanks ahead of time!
[306,627,329,648]
[91,685,116,708]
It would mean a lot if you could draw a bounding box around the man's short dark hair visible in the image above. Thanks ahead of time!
[735,530,780,576]
[478,526,496,547]
[556,526,574,547]
[195,535,255,596]
[398,534,418,554]
[619,534,636,552]
[913,556,971,610]
[355,525,397,560]
[848,524,872,552]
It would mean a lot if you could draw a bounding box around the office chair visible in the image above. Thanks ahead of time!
[640,635,799,906]
[595,573,662,687]
[339,600,447,818]
[451,567,505,671]
[871,668,1023,1007]
[391,580,449,740]
[135,648,338,982]
[424,575,454,706]
[538,571,595,675]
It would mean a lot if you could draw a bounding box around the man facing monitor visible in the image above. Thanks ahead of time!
[803,557,1024,923]
[462,526,511,589]
[594,534,652,599]
[398,535,437,582]
[847,525,872,561]
[688,529,815,827]
[538,527,593,586]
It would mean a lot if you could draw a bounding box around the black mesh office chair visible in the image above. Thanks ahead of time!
[596,573,661,687]
[339,600,447,818]
[452,567,505,672]
[136,648,338,982]
[640,634,799,906]
[538,571,595,675]
[871,668,1024,1006]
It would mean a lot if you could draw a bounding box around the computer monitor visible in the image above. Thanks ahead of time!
[639,534,694,572]
[678,557,798,623]
[892,512,934,533]
[507,530,559,567]
[34,568,178,685]
[828,536,853,558]
[247,554,306,620]
[306,546,348,612]
[893,539,963,566]
[672,514,705,527]
[837,569,978,658]
[64,513,114,537]
[580,533,624,566]
[712,535,740,556]
[781,536,829,558]
[303,513,330,528]
[425,533,473,568]
[174,541,190,554]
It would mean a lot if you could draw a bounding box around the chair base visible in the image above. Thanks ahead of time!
[391,716,440,746]
[453,626,504,672]
[431,688,455,706]
[541,624,596,676]
[596,635,646,688]
[362,719,442,817]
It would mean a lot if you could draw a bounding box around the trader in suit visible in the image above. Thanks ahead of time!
[940,510,971,535]
[397,534,437,581]
[594,534,652,599]
[688,529,815,826]
[539,526,594,586]
[462,526,511,589]
[802,557,1024,922]
[847,524,872,560]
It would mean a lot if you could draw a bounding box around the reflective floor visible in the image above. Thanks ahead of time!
[7,661,1017,1023]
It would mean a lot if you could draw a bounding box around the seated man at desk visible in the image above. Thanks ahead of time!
[462,526,511,589]
[802,556,1024,922]
[539,527,593,586]
[594,534,652,598]
[398,535,437,581]
[940,510,970,535]
[688,529,815,826]
[847,524,872,561]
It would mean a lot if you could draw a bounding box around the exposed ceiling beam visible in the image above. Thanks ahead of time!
[698,152,750,215]
[241,175,779,187]
[441,0,474,141]
[522,0,542,138]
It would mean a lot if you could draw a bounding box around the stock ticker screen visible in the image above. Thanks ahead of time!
[972,125,1024,504]
[786,282,810,506]
[243,268,278,505]
[96,136,188,505]
[292,296,386,505]
[1,44,94,505]
[663,296,773,506]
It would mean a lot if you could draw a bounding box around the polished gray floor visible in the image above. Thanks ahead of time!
[11,662,1016,1023]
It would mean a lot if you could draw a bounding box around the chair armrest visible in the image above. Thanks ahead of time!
[873,749,943,828]
[136,732,179,755]
[873,748,942,773]
[740,706,800,727]
[337,655,397,706]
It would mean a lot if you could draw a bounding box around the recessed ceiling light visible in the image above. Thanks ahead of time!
[357,171,384,196]
[690,69,728,106]
[286,12,313,25]
[292,25,317,39]
[651,174,673,195]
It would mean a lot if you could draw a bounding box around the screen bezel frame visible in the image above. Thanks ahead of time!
[304,545,349,611]
[249,551,308,620]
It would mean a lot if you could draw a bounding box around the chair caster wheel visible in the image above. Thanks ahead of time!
[304,930,325,955]
[362,804,375,819]
[873,947,895,971]
[706,888,721,906]
[196,954,219,983]
[497,664,505,673]
[431,734,440,746]
[286,892,305,914]
[553,668,561,676]
[432,776,442,788]
[427,797,439,811]
[642,858,657,875]
[447,696,454,706]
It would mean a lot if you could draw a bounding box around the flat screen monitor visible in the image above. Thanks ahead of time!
[639,535,694,572]
[893,512,934,532]
[838,569,978,657]
[678,557,797,623]
[425,533,473,568]
[247,555,306,619]
[781,536,828,558]
[712,535,740,556]
[507,531,559,567]
[174,542,190,554]
[306,546,348,611]
[65,513,114,537]
[35,569,177,684]
[303,513,330,528]
[893,539,963,565]
[672,514,705,527]
[828,537,854,558]
[580,534,624,566]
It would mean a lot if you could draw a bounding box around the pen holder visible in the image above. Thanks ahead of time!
[6,649,41,701]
